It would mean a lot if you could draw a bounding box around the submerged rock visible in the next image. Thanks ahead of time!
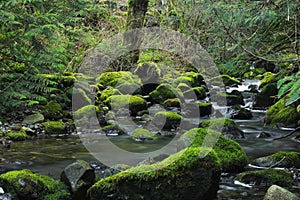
[231,107,253,120]
[131,128,158,141]
[87,147,221,200]
[264,185,300,200]
[61,160,95,200]
[22,113,44,125]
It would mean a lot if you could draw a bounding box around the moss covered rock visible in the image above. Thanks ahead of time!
[254,83,278,108]
[108,95,147,116]
[199,102,213,117]
[116,82,141,95]
[134,62,161,84]
[72,88,92,110]
[184,86,206,100]
[163,98,181,108]
[42,121,66,134]
[22,113,44,125]
[236,169,295,187]
[0,169,70,200]
[178,128,247,172]
[266,98,300,127]
[173,76,195,87]
[74,105,99,120]
[87,147,221,200]
[98,88,121,104]
[251,151,300,168]
[102,124,126,135]
[97,71,141,88]
[200,118,244,139]
[217,91,244,106]
[149,83,183,104]
[264,185,300,200]
[131,128,158,141]
[211,74,241,87]
[43,100,63,120]
[153,111,182,130]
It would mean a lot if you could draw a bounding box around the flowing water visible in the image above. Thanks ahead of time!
[0,80,299,199]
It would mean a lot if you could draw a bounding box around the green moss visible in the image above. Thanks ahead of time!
[102,124,126,135]
[149,83,183,104]
[0,169,70,200]
[42,121,66,134]
[176,82,191,92]
[96,71,141,88]
[88,147,221,200]
[43,100,63,120]
[266,98,300,126]
[163,98,181,108]
[74,105,99,119]
[178,128,247,172]
[134,62,161,84]
[270,151,300,168]
[72,88,92,110]
[116,82,141,95]
[98,88,121,104]
[211,74,240,86]
[201,118,236,128]
[173,76,195,87]
[108,95,147,116]
[259,72,279,88]
[7,129,27,141]
[184,86,206,100]
[153,111,182,129]
[236,169,295,187]
[132,128,158,140]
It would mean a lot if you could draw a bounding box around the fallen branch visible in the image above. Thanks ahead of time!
[273,126,300,140]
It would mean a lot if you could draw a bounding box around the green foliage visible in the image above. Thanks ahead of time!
[7,127,27,141]
[277,71,300,106]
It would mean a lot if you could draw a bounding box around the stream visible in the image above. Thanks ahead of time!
[0,80,299,199]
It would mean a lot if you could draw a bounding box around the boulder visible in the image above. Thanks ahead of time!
[97,71,141,88]
[108,95,147,116]
[199,102,213,117]
[153,111,182,130]
[254,83,278,108]
[178,128,248,172]
[149,84,183,104]
[72,88,92,111]
[43,100,63,120]
[22,113,44,125]
[217,91,244,106]
[0,169,70,200]
[131,128,158,141]
[264,185,300,200]
[184,86,206,100]
[102,124,126,136]
[42,121,66,134]
[61,160,95,200]
[231,108,253,120]
[163,98,181,108]
[87,147,221,200]
[211,74,241,87]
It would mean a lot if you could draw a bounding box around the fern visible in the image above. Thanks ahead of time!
[277,71,300,106]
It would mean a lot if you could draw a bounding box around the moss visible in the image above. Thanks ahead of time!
[149,83,183,104]
[173,76,195,87]
[199,102,213,117]
[266,98,300,126]
[178,128,247,172]
[98,88,121,104]
[163,98,181,108]
[259,72,279,88]
[74,105,99,119]
[153,111,182,129]
[43,100,63,120]
[108,95,147,116]
[185,72,204,87]
[255,83,278,107]
[0,169,70,200]
[211,74,240,86]
[96,71,141,88]
[134,62,161,84]
[131,128,158,140]
[42,121,66,134]
[270,151,300,168]
[184,86,206,100]
[72,88,92,110]
[102,124,126,135]
[7,130,27,141]
[88,147,221,200]
[236,169,295,187]
[116,82,141,95]
[201,118,236,128]
[176,82,191,92]
[217,92,244,106]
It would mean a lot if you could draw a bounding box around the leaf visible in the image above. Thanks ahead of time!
[277,81,293,98]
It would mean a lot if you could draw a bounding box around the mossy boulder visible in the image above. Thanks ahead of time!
[102,124,126,135]
[173,76,195,87]
[266,98,300,127]
[200,118,244,139]
[185,72,205,87]
[98,88,121,104]
[251,151,300,168]
[43,100,63,120]
[259,72,279,88]
[217,91,244,106]
[264,185,300,200]
[163,98,181,108]
[149,83,183,104]
[254,83,278,108]
[211,74,241,87]
[231,107,253,119]
[74,105,99,120]
[22,113,44,125]
[0,169,70,200]
[199,102,213,117]
[176,82,191,92]
[72,88,92,110]
[42,121,67,134]
[7,126,27,141]
[184,86,206,100]
[178,128,248,172]
[236,169,295,187]
[134,62,161,84]
[108,95,147,116]
[131,128,158,141]
[87,147,221,200]
[97,71,141,88]
[116,82,141,95]
[153,111,182,130]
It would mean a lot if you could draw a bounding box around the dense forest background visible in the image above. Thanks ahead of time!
[0,0,299,117]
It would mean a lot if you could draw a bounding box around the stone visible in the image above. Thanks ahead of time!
[254,83,278,108]
[264,185,300,200]
[22,113,44,125]
[231,108,253,119]
[251,152,300,168]
[61,160,95,200]
[43,100,63,120]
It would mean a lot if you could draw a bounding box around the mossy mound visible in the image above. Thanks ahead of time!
[163,98,181,108]
[178,128,247,172]
[131,128,158,141]
[116,82,141,95]
[7,130,27,141]
[87,147,221,200]
[251,151,300,168]
[184,86,206,100]
[259,72,280,88]
[98,88,121,104]
[173,76,195,87]
[185,72,205,87]
[211,74,241,86]
[22,113,44,125]
[254,83,278,108]
[266,98,300,127]
[176,82,191,92]
[96,71,141,88]
[236,169,295,187]
[200,118,244,139]
[134,62,161,84]
[74,105,99,120]
[153,111,182,129]
[102,124,126,135]
[149,83,183,104]
[42,121,66,134]
[0,169,70,200]
[43,100,63,120]
[108,95,147,116]
[199,102,213,117]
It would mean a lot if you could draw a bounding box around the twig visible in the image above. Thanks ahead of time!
[273,126,300,140]
[267,156,286,169]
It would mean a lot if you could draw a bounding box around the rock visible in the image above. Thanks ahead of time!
[199,102,213,117]
[184,86,206,100]
[87,147,221,200]
[7,126,27,141]
[97,88,121,104]
[217,91,244,106]
[251,151,300,168]
[131,128,158,141]
[73,105,99,126]
[163,98,181,108]
[43,100,63,120]
[211,74,241,87]
[153,111,182,130]
[254,60,277,73]
[0,193,13,200]
[22,113,44,125]
[23,127,36,136]
[231,108,253,119]
[178,128,248,172]
[257,131,271,138]
[72,88,92,111]
[97,71,141,88]
[254,83,278,108]
[42,121,67,134]
[236,169,296,187]
[61,160,95,200]
[116,82,141,95]
[149,83,183,104]
[0,169,70,200]
[264,185,300,200]
[137,154,169,166]
[200,118,244,139]
[102,124,126,135]
[102,164,131,178]
[108,95,147,116]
